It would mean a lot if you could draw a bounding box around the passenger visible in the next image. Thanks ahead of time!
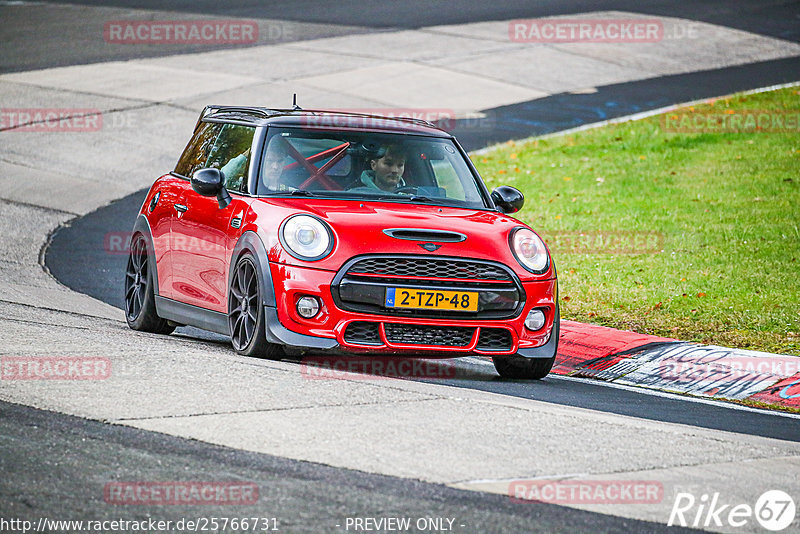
[262,140,292,190]
[358,145,407,192]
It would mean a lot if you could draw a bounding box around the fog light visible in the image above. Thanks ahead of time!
[297,296,320,318]
[525,309,546,331]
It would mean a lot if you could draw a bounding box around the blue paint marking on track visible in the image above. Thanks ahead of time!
[780,380,800,400]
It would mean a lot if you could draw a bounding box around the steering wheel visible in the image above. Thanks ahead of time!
[394,185,419,195]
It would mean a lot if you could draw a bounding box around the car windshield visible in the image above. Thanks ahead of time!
[256,127,489,209]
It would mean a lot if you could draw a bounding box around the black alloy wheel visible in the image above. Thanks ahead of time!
[124,234,174,334]
[228,253,282,359]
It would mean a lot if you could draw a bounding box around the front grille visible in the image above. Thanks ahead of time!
[341,322,515,352]
[384,323,474,347]
[477,328,513,351]
[347,257,513,282]
[333,255,524,320]
[344,322,381,345]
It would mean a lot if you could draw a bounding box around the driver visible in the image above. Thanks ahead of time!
[358,144,407,192]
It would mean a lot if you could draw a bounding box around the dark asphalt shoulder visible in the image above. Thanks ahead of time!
[0,400,701,533]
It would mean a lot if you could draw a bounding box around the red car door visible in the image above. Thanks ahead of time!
[170,187,249,313]
[169,123,257,313]
[147,175,185,300]
[162,121,226,302]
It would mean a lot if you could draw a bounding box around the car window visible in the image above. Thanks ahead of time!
[260,135,352,193]
[428,150,479,203]
[256,128,488,209]
[174,122,224,178]
[205,124,255,193]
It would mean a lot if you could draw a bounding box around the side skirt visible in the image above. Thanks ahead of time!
[155,296,229,336]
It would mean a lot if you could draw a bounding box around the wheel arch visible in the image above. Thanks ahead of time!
[131,215,160,296]
[229,231,276,308]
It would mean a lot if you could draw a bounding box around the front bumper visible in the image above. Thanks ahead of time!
[268,261,557,358]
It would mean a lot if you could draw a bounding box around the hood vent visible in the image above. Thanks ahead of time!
[383,228,466,243]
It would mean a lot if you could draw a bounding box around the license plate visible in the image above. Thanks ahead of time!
[385,288,478,312]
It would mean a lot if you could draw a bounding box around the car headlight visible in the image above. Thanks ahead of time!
[509,227,549,273]
[280,215,333,261]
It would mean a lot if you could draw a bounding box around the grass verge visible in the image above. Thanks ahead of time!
[474,85,800,356]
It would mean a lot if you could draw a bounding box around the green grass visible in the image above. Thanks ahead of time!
[473,86,800,355]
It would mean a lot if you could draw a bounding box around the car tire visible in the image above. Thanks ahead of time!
[124,234,175,335]
[492,306,559,380]
[492,352,556,380]
[228,253,283,359]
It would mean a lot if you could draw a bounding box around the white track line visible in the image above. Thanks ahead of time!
[549,374,800,420]
[461,356,800,419]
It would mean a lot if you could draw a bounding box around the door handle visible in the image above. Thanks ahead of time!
[174,204,188,213]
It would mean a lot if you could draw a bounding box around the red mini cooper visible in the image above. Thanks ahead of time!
[125,106,558,378]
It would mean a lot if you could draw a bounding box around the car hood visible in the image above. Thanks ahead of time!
[249,198,553,280]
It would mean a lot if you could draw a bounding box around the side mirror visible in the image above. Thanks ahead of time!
[491,185,524,214]
[191,168,232,209]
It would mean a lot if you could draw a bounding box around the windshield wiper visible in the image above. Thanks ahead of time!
[269,189,316,197]
[376,195,434,203]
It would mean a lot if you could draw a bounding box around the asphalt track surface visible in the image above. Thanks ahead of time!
[8,1,800,532]
[1,400,703,533]
[3,0,799,73]
[45,188,800,443]
[40,0,800,34]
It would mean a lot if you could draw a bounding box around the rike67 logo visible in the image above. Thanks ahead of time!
[668,490,796,531]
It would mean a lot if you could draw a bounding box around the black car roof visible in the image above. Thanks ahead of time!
[199,105,454,137]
